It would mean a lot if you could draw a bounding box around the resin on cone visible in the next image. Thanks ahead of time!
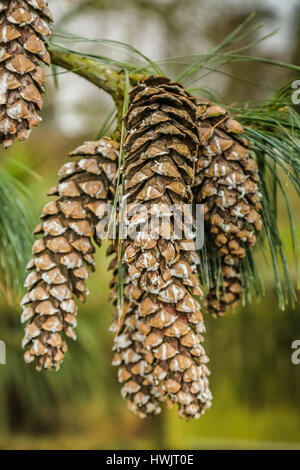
[193,99,262,316]
[21,138,118,371]
[118,76,212,419]
[0,0,52,147]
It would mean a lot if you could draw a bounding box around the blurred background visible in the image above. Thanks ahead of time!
[0,0,299,449]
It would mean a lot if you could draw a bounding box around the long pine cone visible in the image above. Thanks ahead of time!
[193,99,262,316]
[118,76,212,419]
[21,138,118,370]
[0,0,52,147]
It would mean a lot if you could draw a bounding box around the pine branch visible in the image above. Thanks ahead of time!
[49,47,143,138]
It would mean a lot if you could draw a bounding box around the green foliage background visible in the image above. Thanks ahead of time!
[0,0,299,450]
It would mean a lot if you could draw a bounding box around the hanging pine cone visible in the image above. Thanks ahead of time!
[21,137,118,371]
[0,0,52,148]
[119,76,212,419]
[193,99,262,316]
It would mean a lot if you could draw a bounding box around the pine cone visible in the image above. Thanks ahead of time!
[193,99,262,316]
[21,137,118,371]
[0,0,52,148]
[119,76,212,419]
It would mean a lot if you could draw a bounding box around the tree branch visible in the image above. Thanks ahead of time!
[49,47,144,139]
[50,47,126,98]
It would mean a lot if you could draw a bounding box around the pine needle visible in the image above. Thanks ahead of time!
[113,70,130,333]
[96,106,117,140]
[0,170,36,302]
[51,27,162,75]
[228,88,300,308]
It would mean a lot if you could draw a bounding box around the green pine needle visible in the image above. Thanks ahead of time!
[50,27,162,76]
[0,170,36,302]
[96,106,117,140]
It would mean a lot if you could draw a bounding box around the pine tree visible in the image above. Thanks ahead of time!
[21,138,118,370]
[193,99,262,316]
[119,76,212,419]
[0,0,52,147]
